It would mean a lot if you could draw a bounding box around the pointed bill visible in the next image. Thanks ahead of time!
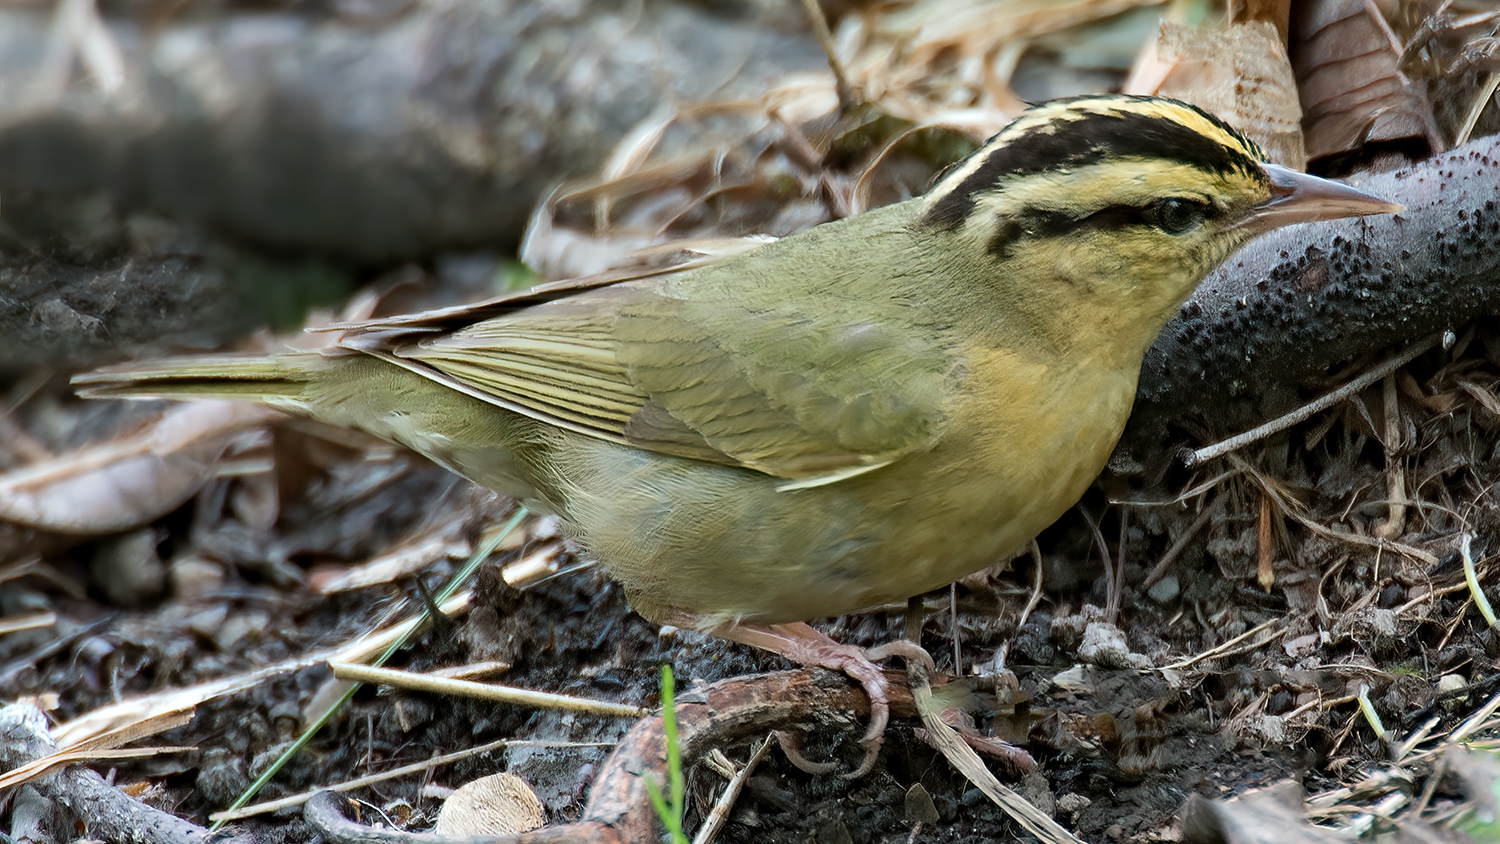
[1241,163,1403,233]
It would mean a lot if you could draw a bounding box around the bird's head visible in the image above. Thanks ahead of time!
[916,95,1400,345]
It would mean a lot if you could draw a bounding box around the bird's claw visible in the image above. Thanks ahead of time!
[710,621,935,777]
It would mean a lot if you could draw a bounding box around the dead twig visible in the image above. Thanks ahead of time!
[1163,618,1283,670]
[906,659,1081,844]
[1186,336,1441,468]
[1144,504,1215,588]
[799,0,853,111]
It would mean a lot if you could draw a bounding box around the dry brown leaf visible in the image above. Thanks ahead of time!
[1290,0,1442,170]
[0,401,279,535]
[1147,20,1307,167]
[1130,19,1308,166]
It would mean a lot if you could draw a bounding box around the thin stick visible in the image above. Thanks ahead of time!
[950,583,962,676]
[1112,507,1128,622]
[904,595,924,644]
[1080,508,1117,623]
[0,611,56,636]
[1144,506,1214,588]
[1186,336,1440,468]
[691,734,774,844]
[210,738,611,823]
[798,0,853,110]
[1457,71,1500,147]
[1394,715,1441,762]
[212,508,526,828]
[329,663,646,718]
[1451,684,1500,743]
[1163,618,1281,670]
[1378,373,1408,539]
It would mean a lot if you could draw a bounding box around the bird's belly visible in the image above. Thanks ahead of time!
[556,363,1136,626]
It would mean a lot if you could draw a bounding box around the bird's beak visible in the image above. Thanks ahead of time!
[1241,163,1403,233]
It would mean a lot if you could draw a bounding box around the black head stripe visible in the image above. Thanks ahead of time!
[924,99,1265,231]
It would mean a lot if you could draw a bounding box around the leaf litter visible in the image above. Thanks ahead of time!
[5,1,1500,842]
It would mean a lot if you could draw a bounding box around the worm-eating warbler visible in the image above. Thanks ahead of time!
[77,95,1399,771]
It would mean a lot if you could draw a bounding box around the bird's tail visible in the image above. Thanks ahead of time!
[71,353,329,412]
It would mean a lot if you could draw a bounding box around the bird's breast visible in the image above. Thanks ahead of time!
[838,344,1138,607]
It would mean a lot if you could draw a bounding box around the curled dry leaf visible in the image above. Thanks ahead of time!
[433,772,545,836]
[1138,20,1307,168]
[1290,0,1442,170]
[0,401,280,535]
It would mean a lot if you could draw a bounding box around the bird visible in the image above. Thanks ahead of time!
[75,95,1400,775]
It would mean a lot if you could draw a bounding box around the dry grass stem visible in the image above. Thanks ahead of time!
[1080,508,1119,624]
[908,659,1083,844]
[0,611,56,636]
[1394,715,1442,761]
[1456,71,1500,145]
[1449,685,1500,744]
[1256,493,1276,590]
[1377,373,1409,539]
[327,662,648,718]
[1459,532,1497,627]
[1017,539,1045,629]
[691,733,774,844]
[501,541,566,588]
[950,583,963,674]
[1163,618,1281,670]
[1143,505,1214,587]
[318,530,472,594]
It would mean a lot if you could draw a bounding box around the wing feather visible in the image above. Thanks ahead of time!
[379,229,957,480]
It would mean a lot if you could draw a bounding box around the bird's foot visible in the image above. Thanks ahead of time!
[713,621,935,777]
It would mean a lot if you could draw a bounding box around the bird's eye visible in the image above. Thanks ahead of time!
[1148,197,1207,235]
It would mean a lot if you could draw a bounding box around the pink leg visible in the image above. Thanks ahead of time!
[713,621,933,777]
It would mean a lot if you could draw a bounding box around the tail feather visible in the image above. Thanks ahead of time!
[71,354,321,407]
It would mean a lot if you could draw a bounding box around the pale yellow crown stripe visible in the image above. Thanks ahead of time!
[924,97,1257,214]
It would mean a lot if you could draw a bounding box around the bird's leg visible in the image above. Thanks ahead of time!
[711,621,934,777]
